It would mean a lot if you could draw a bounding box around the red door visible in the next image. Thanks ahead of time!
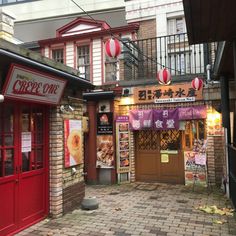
[0,103,49,236]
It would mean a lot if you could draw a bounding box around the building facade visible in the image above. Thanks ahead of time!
[0,10,93,235]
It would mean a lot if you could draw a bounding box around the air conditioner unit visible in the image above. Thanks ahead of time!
[122,87,133,96]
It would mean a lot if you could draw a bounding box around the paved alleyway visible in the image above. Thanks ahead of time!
[17,183,236,236]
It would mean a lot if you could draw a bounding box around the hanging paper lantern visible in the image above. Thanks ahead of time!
[191,77,203,90]
[157,68,171,85]
[105,38,121,58]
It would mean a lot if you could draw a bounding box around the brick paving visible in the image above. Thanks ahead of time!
[16,183,236,236]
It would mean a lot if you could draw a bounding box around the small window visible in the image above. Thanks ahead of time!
[184,120,206,150]
[52,48,64,64]
[168,17,186,35]
[105,55,119,82]
[77,45,90,80]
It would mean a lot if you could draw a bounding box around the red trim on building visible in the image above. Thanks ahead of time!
[56,17,111,37]
[101,37,104,85]
[39,24,139,46]
[90,39,93,84]
[64,42,66,64]
[73,41,76,69]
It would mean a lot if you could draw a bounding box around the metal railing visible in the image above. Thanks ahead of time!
[121,33,217,81]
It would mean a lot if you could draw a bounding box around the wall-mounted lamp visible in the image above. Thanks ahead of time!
[122,88,133,97]
[60,104,75,113]
[100,105,106,111]
[0,94,4,103]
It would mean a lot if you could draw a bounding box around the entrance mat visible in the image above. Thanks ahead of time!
[134,183,159,191]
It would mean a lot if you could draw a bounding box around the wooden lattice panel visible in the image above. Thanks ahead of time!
[137,130,159,150]
[160,130,181,150]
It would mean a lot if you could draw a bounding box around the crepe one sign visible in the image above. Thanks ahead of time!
[3,64,67,105]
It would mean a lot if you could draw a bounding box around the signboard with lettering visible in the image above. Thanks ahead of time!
[133,83,203,104]
[2,64,67,105]
[97,112,113,135]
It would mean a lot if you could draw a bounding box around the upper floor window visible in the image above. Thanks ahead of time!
[77,45,90,80]
[105,55,119,82]
[0,0,37,5]
[52,48,64,64]
[168,17,186,35]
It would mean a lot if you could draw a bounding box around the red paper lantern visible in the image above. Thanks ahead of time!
[157,68,171,85]
[105,38,121,58]
[191,77,203,90]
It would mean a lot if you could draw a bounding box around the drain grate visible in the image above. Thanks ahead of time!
[135,184,158,191]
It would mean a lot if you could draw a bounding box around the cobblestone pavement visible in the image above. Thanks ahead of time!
[16,183,236,236]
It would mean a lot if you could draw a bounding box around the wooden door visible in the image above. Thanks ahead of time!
[0,103,48,235]
[135,130,184,184]
[136,130,160,181]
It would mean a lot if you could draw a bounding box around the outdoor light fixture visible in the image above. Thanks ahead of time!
[123,88,130,97]
[60,104,75,113]
[0,94,4,103]
[157,68,171,85]
[105,37,121,58]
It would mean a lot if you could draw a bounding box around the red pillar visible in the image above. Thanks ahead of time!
[86,101,98,184]
[110,100,117,184]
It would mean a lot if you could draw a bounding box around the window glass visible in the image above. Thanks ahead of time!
[52,48,64,64]
[105,55,119,82]
[77,45,90,80]
[22,152,30,172]
[5,149,14,176]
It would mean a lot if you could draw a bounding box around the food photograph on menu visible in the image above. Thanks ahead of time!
[119,123,129,132]
[96,135,114,168]
[119,141,129,150]
[64,120,83,168]
[119,132,129,141]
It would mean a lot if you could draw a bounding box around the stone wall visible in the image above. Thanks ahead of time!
[49,88,85,218]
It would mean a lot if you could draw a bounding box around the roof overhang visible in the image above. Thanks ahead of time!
[183,0,236,79]
[83,91,114,100]
[183,0,236,45]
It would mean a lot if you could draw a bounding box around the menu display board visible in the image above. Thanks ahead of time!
[184,150,207,186]
[116,116,131,173]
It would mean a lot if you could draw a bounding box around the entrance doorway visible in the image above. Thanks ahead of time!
[0,103,49,235]
[135,130,184,184]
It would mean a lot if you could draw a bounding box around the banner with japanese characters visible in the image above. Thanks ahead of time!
[116,116,131,173]
[153,109,179,130]
[129,110,153,130]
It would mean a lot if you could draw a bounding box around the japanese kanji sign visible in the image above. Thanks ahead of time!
[129,110,153,130]
[133,83,203,104]
[153,109,179,130]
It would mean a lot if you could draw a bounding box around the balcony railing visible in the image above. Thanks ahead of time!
[121,33,217,81]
